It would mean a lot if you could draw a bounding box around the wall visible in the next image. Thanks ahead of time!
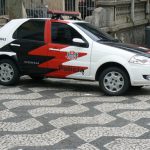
[86,0,150,45]
[7,0,24,19]
[43,0,65,10]
[23,0,65,11]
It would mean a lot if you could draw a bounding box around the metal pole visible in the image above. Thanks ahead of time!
[146,0,150,14]
[63,0,65,11]
[131,0,135,22]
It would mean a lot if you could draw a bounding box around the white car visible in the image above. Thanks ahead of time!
[0,11,150,96]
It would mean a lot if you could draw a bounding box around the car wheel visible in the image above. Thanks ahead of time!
[0,59,20,85]
[30,75,45,81]
[99,67,130,96]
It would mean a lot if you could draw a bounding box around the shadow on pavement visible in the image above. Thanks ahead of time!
[18,76,150,96]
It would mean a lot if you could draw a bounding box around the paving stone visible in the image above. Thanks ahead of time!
[0,87,23,94]
[28,105,89,117]
[3,98,62,109]
[0,79,150,149]
[78,143,100,150]
[0,93,42,100]
[133,95,150,101]
[75,124,149,142]
[94,102,150,112]
[55,90,100,98]
[0,109,16,120]
[55,91,86,98]
[0,118,43,132]
[49,113,116,128]
[29,87,59,92]
[73,96,127,104]
[0,129,69,150]
[105,138,150,150]
[117,111,150,121]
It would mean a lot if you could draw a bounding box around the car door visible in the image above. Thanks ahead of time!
[46,20,92,79]
[9,19,50,75]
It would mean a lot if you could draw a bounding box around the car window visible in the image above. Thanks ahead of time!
[13,20,45,41]
[51,22,84,45]
[75,22,117,42]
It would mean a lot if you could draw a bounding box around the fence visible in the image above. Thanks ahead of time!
[24,0,49,18]
[65,0,96,19]
[0,0,6,15]
[23,0,96,19]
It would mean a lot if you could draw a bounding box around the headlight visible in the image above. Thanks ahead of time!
[129,55,150,65]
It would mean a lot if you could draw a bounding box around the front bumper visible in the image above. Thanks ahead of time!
[129,64,150,86]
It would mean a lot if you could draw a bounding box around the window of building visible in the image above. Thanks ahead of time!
[13,20,45,41]
[78,0,95,19]
[65,0,75,11]
[51,22,84,45]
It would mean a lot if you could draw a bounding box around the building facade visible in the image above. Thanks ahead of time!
[23,0,95,19]
[0,0,150,45]
[1,0,95,19]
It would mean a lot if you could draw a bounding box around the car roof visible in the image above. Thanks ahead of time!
[12,18,86,24]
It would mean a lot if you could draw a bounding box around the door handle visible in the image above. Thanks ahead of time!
[49,48,60,51]
[10,43,20,47]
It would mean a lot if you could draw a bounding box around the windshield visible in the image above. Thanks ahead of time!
[74,22,118,42]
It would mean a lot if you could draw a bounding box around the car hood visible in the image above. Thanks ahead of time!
[99,41,150,58]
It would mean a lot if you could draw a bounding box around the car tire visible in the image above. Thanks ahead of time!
[30,75,45,81]
[0,59,20,86]
[99,67,130,96]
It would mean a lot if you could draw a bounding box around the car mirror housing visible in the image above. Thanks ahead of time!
[72,38,88,47]
[73,38,85,43]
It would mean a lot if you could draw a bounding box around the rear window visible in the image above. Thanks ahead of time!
[13,20,45,41]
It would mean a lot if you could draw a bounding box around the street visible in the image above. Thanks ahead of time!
[0,76,150,150]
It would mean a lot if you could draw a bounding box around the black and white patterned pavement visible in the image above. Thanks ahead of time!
[1,76,150,150]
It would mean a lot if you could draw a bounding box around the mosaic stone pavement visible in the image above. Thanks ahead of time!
[1,76,150,150]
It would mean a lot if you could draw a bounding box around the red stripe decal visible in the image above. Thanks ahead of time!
[28,43,88,78]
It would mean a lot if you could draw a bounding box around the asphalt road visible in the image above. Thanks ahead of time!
[0,76,150,150]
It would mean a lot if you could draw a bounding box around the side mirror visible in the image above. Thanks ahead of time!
[72,38,88,47]
[73,38,85,43]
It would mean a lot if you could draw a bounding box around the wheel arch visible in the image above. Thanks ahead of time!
[95,62,131,84]
[0,54,21,73]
